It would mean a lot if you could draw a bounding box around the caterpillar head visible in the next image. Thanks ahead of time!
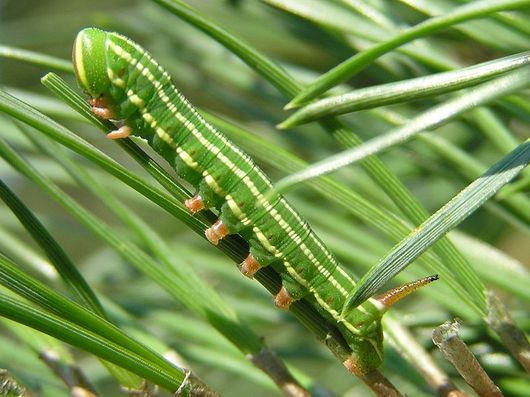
[73,28,111,100]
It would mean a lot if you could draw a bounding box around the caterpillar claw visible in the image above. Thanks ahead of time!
[274,286,293,309]
[185,194,205,214]
[106,126,132,140]
[239,254,262,278]
[205,219,229,245]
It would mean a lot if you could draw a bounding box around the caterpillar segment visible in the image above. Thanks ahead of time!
[74,28,439,375]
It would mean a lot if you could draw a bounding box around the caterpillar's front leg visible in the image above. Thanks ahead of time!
[89,97,114,120]
[86,99,132,139]
[107,126,132,139]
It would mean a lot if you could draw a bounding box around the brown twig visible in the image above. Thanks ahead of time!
[383,315,468,397]
[249,347,312,397]
[39,348,99,397]
[0,368,36,397]
[186,372,221,397]
[118,352,218,397]
[433,320,503,397]
[359,370,403,397]
[121,380,158,397]
[486,291,530,374]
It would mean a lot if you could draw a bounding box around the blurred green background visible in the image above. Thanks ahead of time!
[0,1,529,396]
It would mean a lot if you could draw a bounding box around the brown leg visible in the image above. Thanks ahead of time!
[106,126,132,140]
[205,219,229,245]
[274,286,293,309]
[89,97,113,119]
[92,106,114,120]
[185,194,205,214]
[239,253,262,278]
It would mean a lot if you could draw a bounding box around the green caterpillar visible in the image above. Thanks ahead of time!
[73,28,436,375]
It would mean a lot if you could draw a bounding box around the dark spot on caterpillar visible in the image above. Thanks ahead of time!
[238,201,245,207]
[268,235,273,240]
[118,68,126,77]
[190,150,196,155]
[326,296,334,305]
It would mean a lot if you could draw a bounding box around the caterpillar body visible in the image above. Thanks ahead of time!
[73,28,436,374]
